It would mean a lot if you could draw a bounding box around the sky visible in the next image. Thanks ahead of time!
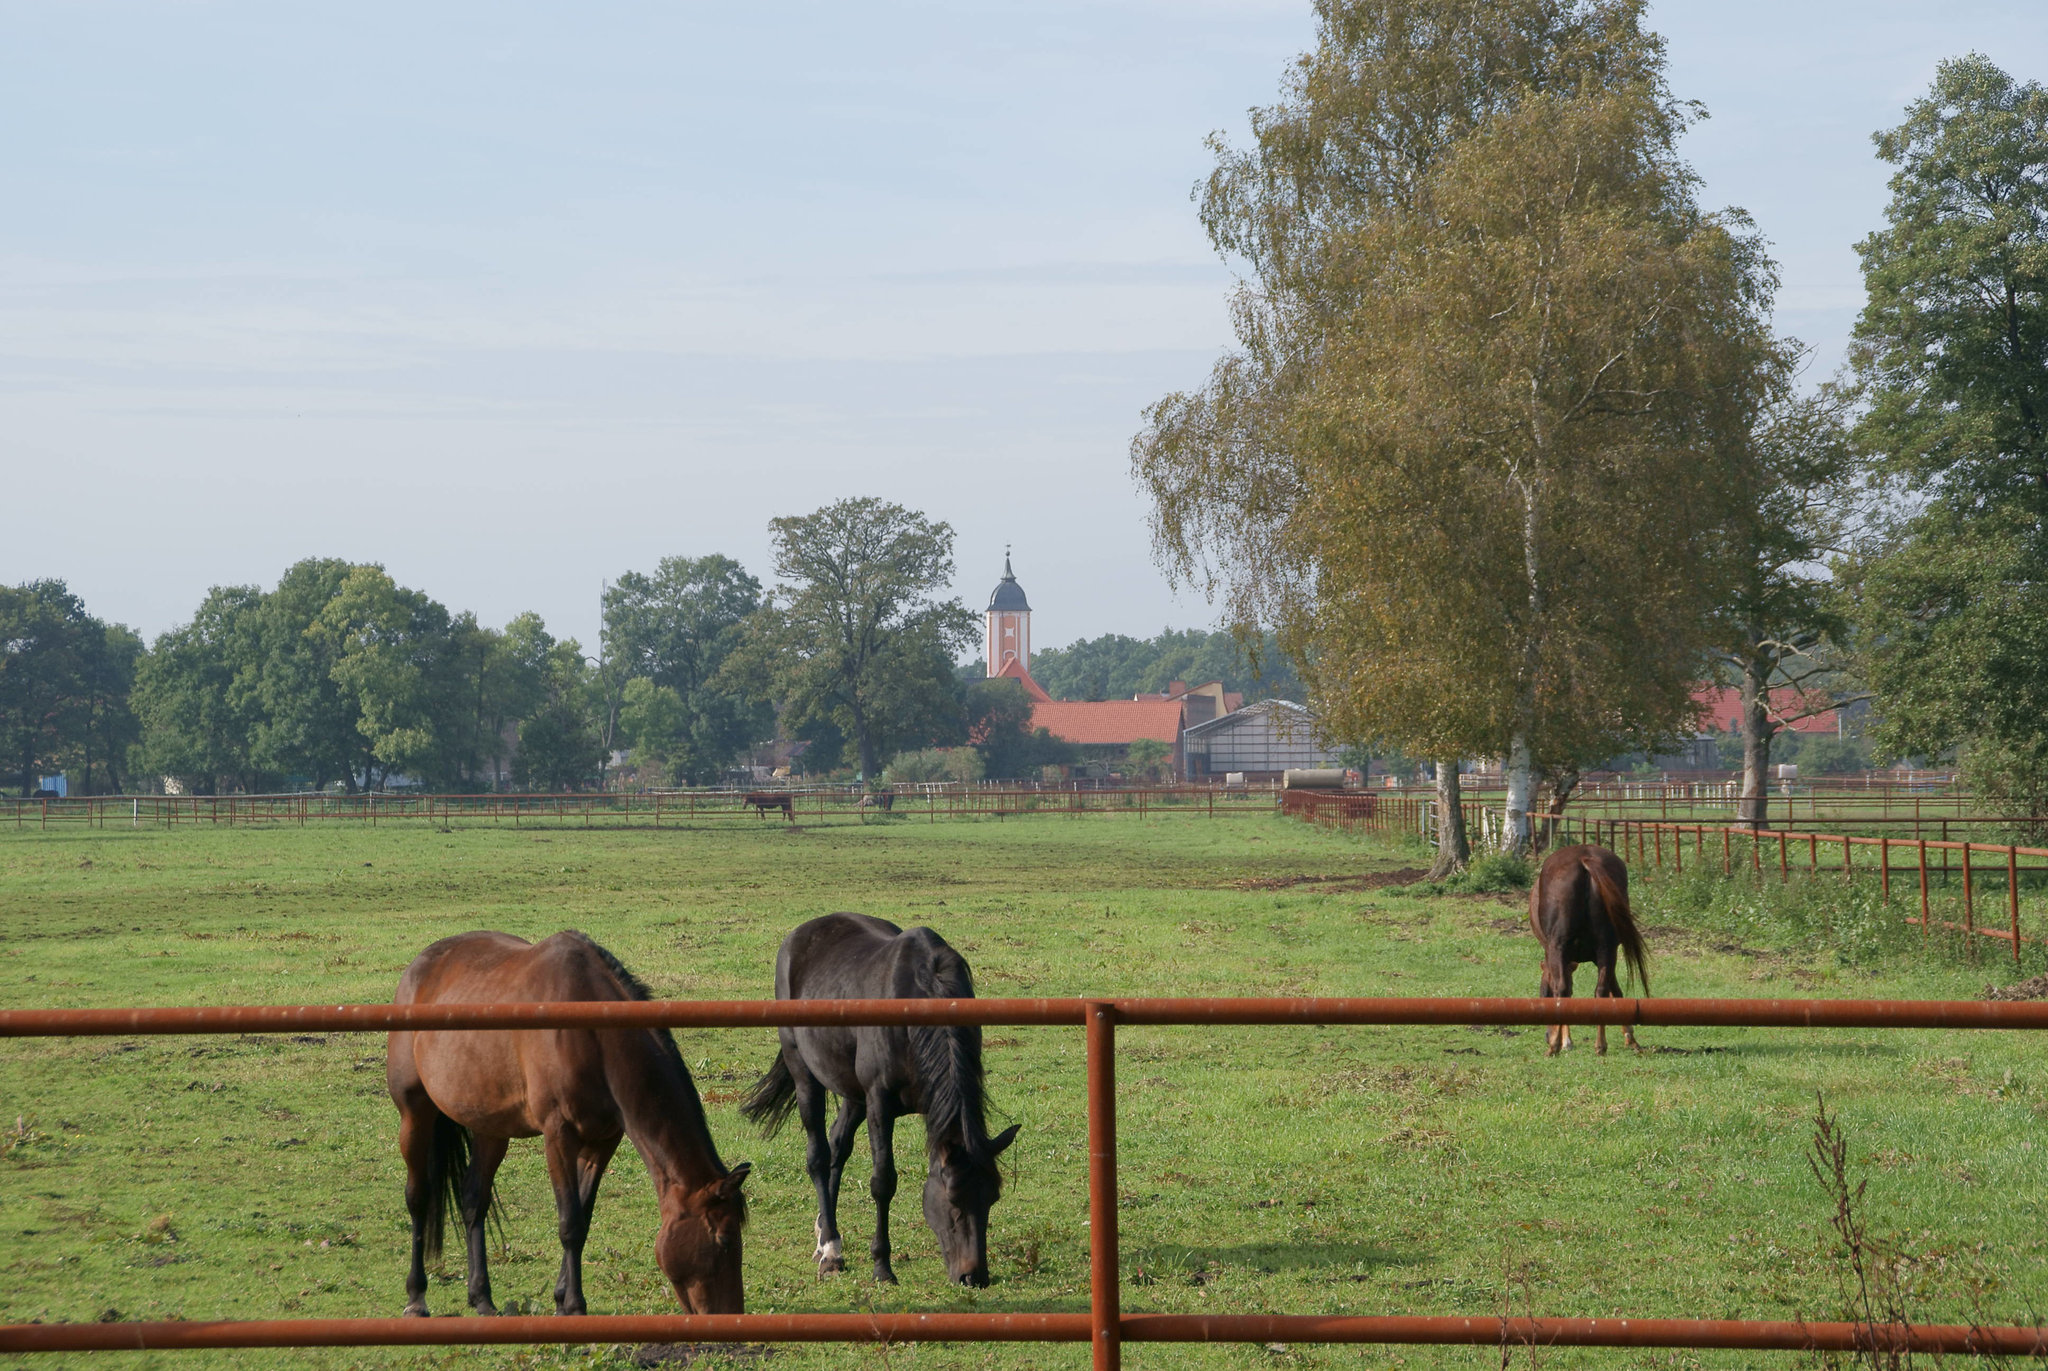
[4,1,2044,652]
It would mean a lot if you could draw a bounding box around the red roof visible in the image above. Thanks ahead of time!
[993,659,1052,703]
[1693,686,1838,735]
[1032,699,1184,746]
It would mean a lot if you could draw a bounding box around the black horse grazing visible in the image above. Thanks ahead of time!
[1529,844,1649,1056]
[740,913,1019,1286]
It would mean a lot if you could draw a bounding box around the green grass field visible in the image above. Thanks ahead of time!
[2,813,2043,1370]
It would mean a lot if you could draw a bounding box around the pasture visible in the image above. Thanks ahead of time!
[1,813,2043,1369]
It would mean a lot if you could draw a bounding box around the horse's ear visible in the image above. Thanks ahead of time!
[717,1162,751,1197]
[988,1125,1020,1156]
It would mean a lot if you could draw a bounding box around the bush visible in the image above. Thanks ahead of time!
[881,747,984,786]
[1416,849,1533,896]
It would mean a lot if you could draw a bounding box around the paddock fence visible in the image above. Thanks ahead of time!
[1283,791,2048,970]
[5,994,2048,1365]
[0,787,1285,832]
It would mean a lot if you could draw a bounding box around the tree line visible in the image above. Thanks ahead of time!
[1133,0,2048,867]
[0,499,1080,796]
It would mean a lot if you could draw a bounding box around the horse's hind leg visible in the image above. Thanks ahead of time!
[800,1069,859,1274]
[462,1134,509,1315]
[1593,958,1640,1053]
[1539,954,1573,1056]
[395,1096,438,1316]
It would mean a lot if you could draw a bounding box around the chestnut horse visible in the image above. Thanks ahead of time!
[740,913,1019,1286]
[386,931,750,1317]
[743,792,795,822]
[1529,845,1649,1055]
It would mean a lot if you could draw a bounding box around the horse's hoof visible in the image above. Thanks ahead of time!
[472,1303,500,1317]
[818,1256,846,1275]
[402,1304,430,1319]
[874,1267,899,1285]
[555,1304,586,1317]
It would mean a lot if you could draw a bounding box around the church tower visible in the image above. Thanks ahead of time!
[985,549,1032,677]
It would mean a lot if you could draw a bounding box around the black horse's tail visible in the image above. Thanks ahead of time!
[740,1052,798,1138]
[1590,858,1650,995]
[420,1112,484,1263]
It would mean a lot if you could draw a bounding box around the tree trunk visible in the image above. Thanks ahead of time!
[1427,760,1470,880]
[1537,764,1580,851]
[1738,653,1774,830]
[1504,733,1535,854]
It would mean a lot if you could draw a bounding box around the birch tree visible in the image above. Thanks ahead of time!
[1135,0,1776,853]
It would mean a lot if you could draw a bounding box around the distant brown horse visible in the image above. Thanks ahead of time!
[743,792,795,822]
[1529,845,1649,1055]
[386,931,750,1318]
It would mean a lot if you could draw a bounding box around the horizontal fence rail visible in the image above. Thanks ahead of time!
[0,787,1283,831]
[6,996,2048,1364]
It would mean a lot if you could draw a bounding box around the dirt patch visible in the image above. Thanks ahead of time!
[1235,868,1427,892]
[1984,972,2048,1002]
[1489,917,1530,935]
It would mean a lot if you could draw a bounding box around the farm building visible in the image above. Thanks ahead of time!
[1180,699,1343,782]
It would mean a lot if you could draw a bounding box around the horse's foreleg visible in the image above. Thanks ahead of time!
[462,1134,508,1315]
[544,1128,598,1315]
[395,1102,436,1317]
[866,1099,899,1285]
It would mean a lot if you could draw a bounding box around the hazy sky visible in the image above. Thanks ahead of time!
[5,2,2044,651]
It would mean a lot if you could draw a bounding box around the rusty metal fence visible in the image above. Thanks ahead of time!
[5,995,2048,1363]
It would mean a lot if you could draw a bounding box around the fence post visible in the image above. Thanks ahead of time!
[2009,845,2022,969]
[1963,844,1975,955]
[1086,1002,1121,1371]
[1722,828,1730,876]
[1779,832,1789,884]
[1919,839,1930,941]
[1880,837,1890,904]
[1843,835,1852,883]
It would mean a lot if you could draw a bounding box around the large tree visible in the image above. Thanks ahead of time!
[604,555,772,784]
[1136,0,1775,854]
[245,558,368,792]
[1851,55,2048,809]
[131,586,267,794]
[1718,381,1868,828]
[728,499,976,780]
[0,581,110,795]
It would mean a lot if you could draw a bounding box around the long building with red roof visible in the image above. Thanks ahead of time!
[981,557,1186,776]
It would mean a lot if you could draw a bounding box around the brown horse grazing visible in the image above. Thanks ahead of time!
[386,931,750,1318]
[743,792,794,822]
[740,913,1019,1287]
[1529,845,1649,1055]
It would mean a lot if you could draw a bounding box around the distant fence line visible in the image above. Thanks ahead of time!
[1,787,1290,831]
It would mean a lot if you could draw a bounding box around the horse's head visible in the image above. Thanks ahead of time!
[922,1124,1019,1286]
[656,1162,750,1313]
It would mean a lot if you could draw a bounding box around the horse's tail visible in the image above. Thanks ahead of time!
[740,1052,798,1138]
[1590,856,1650,995]
[420,1112,476,1264]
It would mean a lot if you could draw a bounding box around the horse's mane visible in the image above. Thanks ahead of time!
[906,937,995,1164]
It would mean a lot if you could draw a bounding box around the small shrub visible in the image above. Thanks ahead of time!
[1415,850,1533,896]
